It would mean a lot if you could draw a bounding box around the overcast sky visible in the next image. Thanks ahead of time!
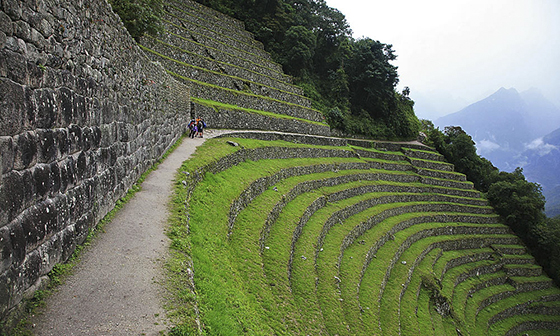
[324,0,560,120]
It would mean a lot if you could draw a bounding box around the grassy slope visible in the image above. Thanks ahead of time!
[167,137,560,335]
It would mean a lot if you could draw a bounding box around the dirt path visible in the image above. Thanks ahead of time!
[30,133,211,335]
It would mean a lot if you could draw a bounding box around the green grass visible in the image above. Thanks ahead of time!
[166,70,326,123]
[489,314,560,335]
[477,289,560,333]
[165,136,560,335]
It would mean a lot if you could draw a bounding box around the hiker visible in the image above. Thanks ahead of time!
[188,118,196,138]
[196,117,207,138]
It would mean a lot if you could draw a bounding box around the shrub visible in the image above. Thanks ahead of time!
[109,0,163,40]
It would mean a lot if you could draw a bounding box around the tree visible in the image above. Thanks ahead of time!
[345,38,399,119]
[282,26,316,76]
[487,168,546,239]
[426,126,497,192]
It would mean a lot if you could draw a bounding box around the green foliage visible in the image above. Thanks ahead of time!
[109,0,163,40]
[423,124,498,192]
[345,38,398,119]
[487,168,546,238]
[282,26,316,76]
[192,0,420,140]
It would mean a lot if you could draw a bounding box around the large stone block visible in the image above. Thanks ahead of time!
[54,128,69,158]
[7,221,25,267]
[0,268,15,317]
[0,10,13,36]
[0,171,27,226]
[57,87,74,126]
[20,249,41,293]
[36,129,56,164]
[20,200,57,251]
[32,163,50,199]
[0,78,26,136]
[0,136,13,174]
[34,88,57,129]
[58,156,75,193]
[0,227,12,273]
[67,124,82,154]
[13,131,37,170]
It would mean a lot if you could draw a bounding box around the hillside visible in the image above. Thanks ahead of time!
[168,132,560,335]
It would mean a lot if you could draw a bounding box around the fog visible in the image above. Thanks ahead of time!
[324,0,560,120]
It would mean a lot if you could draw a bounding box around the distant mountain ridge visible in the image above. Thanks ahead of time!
[435,87,560,216]
[436,87,560,171]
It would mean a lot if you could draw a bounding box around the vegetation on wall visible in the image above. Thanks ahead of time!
[422,121,560,285]
[193,0,420,140]
[109,0,163,39]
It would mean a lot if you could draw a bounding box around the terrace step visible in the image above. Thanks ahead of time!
[413,167,467,182]
[164,1,258,46]
[419,176,474,190]
[191,100,330,136]
[503,319,560,336]
[491,244,527,255]
[488,297,560,327]
[143,46,311,108]
[140,36,305,97]
[168,0,246,33]
[408,157,455,172]
[158,18,283,73]
[503,264,543,277]
[171,76,324,122]
[402,148,446,162]
[163,10,273,62]
[149,28,290,82]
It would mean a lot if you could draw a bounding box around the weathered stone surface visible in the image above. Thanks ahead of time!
[0,136,13,174]
[0,0,190,323]
[0,78,26,136]
[13,131,37,170]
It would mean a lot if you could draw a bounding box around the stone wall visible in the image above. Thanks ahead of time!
[0,0,190,322]
[192,102,331,136]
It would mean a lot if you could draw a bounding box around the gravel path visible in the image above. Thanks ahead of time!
[30,134,209,336]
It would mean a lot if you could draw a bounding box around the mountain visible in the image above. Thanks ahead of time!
[520,88,560,138]
[435,87,560,171]
[521,127,560,217]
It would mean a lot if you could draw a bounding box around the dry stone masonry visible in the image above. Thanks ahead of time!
[0,0,190,321]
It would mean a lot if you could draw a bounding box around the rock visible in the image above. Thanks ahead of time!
[226,141,239,147]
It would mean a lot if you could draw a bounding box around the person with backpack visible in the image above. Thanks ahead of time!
[196,117,207,138]
[188,118,197,138]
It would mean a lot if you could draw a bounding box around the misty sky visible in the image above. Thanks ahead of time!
[324,0,560,120]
